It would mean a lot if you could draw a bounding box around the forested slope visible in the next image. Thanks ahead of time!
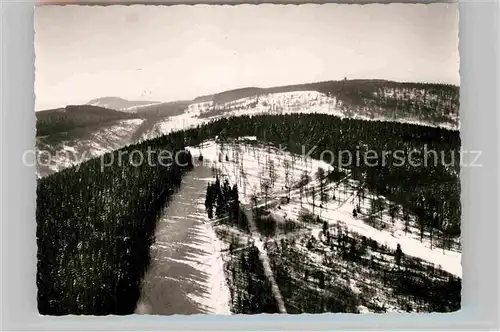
[37,132,193,315]
[36,105,139,137]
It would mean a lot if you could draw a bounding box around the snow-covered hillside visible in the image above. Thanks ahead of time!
[187,139,461,277]
[186,139,461,313]
[120,102,163,113]
[36,119,145,177]
[138,90,459,143]
[87,97,161,113]
[136,91,349,141]
[195,91,343,118]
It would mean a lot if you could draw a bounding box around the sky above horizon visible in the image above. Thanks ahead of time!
[35,4,459,111]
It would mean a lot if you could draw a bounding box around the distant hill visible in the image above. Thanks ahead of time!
[190,79,459,128]
[135,100,192,119]
[78,79,459,125]
[85,96,191,119]
[194,87,263,105]
[36,104,139,137]
[87,97,161,112]
[194,79,458,105]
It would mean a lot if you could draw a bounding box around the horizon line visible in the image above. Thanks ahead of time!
[35,77,460,111]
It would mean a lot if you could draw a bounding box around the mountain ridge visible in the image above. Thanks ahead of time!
[36,104,139,137]
[35,79,460,177]
[41,79,460,115]
[191,79,459,106]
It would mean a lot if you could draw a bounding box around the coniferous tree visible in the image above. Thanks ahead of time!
[395,243,403,266]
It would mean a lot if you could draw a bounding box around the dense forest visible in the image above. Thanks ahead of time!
[36,131,193,315]
[317,80,458,114]
[36,105,138,136]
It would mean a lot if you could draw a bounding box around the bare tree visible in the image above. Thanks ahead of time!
[259,168,265,189]
[269,160,278,188]
[389,204,400,224]
[376,197,386,226]
[299,170,310,207]
[261,180,271,209]
[357,184,365,206]
[283,159,291,202]
[250,193,258,211]
[403,209,410,236]
[315,167,327,207]
[311,185,316,214]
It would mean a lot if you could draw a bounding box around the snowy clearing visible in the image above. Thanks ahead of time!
[186,139,461,278]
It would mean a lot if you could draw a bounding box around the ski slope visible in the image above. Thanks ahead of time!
[135,166,231,315]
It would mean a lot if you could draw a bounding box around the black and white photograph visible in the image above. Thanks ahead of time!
[34,3,461,315]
